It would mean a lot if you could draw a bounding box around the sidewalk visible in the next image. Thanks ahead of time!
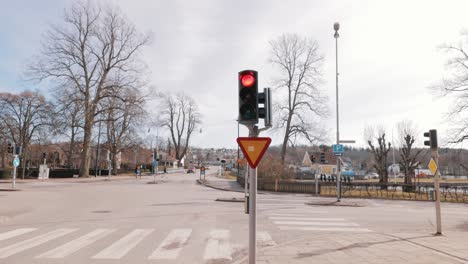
[197,171,244,192]
[0,174,137,186]
[237,231,468,264]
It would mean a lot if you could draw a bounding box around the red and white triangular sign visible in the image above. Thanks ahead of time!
[237,137,271,168]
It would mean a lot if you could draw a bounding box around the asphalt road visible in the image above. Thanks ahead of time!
[0,171,467,263]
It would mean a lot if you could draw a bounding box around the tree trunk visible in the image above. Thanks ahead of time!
[111,147,118,175]
[280,114,293,164]
[79,118,93,177]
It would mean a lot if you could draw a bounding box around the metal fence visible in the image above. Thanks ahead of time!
[237,175,468,203]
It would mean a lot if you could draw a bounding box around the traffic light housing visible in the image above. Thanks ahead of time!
[320,152,325,163]
[42,152,47,159]
[258,88,272,127]
[15,146,22,155]
[238,70,258,125]
[7,142,13,154]
[311,155,316,163]
[424,129,438,150]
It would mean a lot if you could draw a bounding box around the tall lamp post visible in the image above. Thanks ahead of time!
[334,22,342,202]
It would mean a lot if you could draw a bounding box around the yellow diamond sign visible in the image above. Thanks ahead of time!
[428,158,437,175]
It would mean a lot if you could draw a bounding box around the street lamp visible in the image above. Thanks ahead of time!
[334,22,341,202]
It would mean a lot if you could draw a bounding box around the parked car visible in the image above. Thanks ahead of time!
[187,167,195,173]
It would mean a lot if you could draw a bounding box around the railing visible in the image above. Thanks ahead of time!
[236,175,468,203]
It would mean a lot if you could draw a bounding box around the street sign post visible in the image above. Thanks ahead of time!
[12,155,19,189]
[237,136,271,264]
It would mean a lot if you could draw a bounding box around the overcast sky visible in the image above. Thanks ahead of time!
[1,0,467,149]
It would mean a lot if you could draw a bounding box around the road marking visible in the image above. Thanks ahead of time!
[0,228,37,242]
[257,232,276,247]
[203,229,232,260]
[148,229,192,259]
[278,226,371,232]
[268,217,345,221]
[267,213,327,216]
[259,203,305,206]
[273,221,359,227]
[0,228,77,258]
[37,229,115,258]
[272,208,328,213]
[92,229,154,259]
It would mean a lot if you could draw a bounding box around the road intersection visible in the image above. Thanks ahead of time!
[0,171,467,263]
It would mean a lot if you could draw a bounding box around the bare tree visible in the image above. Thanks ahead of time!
[366,126,391,186]
[269,33,328,164]
[28,1,150,177]
[432,31,468,143]
[0,90,54,178]
[53,92,84,168]
[158,93,201,166]
[104,90,146,175]
[397,120,423,187]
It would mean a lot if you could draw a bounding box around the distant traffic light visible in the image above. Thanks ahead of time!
[238,70,258,125]
[320,152,325,163]
[42,152,47,159]
[15,146,22,155]
[424,129,438,150]
[258,88,272,127]
[7,142,13,154]
[311,155,316,163]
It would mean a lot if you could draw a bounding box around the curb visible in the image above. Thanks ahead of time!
[196,179,244,193]
[0,189,21,192]
[215,198,245,203]
[305,201,366,207]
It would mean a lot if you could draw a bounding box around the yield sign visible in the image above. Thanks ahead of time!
[237,137,271,169]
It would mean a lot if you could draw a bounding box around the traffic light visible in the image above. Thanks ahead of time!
[15,146,22,155]
[42,152,47,159]
[238,70,258,125]
[424,129,438,150]
[311,155,316,163]
[320,152,325,163]
[7,142,13,154]
[258,88,272,127]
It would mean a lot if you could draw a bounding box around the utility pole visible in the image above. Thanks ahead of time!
[433,149,442,235]
[247,125,258,264]
[334,22,342,202]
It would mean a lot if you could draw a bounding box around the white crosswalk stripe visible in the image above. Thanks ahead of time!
[278,226,372,232]
[203,229,232,261]
[92,229,154,259]
[37,229,115,258]
[273,221,359,226]
[148,228,192,259]
[267,212,371,233]
[0,228,77,258]
[269,216,346,221]
[0,228,37,242]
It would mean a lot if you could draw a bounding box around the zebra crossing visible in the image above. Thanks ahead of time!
[0,227,277,261]
[265,211,371,233]
[257,196,371,233]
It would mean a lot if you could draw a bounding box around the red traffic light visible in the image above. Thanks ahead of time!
[240,72,255,87]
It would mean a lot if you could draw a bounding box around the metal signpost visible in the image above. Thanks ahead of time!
[237,69,272,263]
[12,155,20,189]
[237,134,271,264]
